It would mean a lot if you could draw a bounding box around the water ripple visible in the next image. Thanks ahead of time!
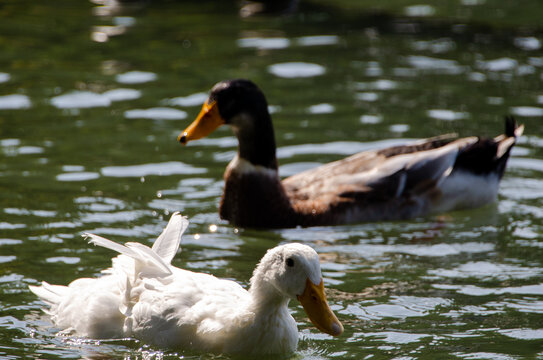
[389,124,410,133]
[0,256,16,263]
[360,114,383,124]
[0,239,22,245]
[124,107,187,120]
[75,196,127,212]
[354,331,431,344]
[51,91,111,109]
[115,71,157,84]
[500,177,543,200]
[101,161,206,177]
[433,283,543,296]
[0,222,25,230]
[102,88,141,101]
[453,351,518,360]
[193,136,237,148]
[296,35,339,46]
[427,109,469,121]
[355,79,398,91]
[510,106,543,117]
[279,162,323,177]
[0,72,10,83]
[268,62,326,78]
[509,158,543,173]
[164,92,208,107]
[356,92,379,102]
[412,38,456,53]
[0,94,31,109]
[477,57,518,72]
[499,328,543,340]
[323,242,494,259]
[307,103,334,114]
[0,139,45,156]
[404,4,435,16]
[237,37,290,50]
[343,296,451,320]
[56,172,100,182]
[428,261,543,281]
[81,210,145,225]
[406,55,465,74]
[45,257,80,264]
[4,208,56,217]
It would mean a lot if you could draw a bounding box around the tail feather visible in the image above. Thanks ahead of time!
[495,116,523,178]
[29,281,69,306]
[496,136,515,159]
[454,116,523,178]
[505,115,524,138]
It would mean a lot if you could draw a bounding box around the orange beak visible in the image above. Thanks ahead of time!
[297,278,343,337]
[177,100,224,145]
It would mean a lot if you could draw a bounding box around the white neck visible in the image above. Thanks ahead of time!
[226,154,277,178]
[239,279,297,354]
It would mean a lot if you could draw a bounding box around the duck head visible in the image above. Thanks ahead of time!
[251,243,344,337]
[178,79,278,169]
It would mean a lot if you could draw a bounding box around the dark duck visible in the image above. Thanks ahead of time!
[178,79,523,229]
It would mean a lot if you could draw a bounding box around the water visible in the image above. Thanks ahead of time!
[1,0,543,359]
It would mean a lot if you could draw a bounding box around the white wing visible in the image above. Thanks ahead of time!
[151,212,189,264]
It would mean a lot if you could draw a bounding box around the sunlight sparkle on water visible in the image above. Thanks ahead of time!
[268,62,326,78]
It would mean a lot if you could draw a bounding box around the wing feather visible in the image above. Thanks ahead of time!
[151,212,188,264]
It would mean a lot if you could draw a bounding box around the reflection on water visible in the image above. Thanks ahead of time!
[1,0,542,359]
[268,62,327,78]
[100,162,206,177]
[124,107,187,120]
[0,95,32,110]
[164,92,208,107]
[51,91,112,109]
[115,71,157,84]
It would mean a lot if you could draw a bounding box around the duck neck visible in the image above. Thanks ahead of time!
[221,154,297,228]
[248,276,292,325]
[232,111,278,170]
[241,279,298,354]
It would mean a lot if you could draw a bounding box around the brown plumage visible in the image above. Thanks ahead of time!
[178,80,523,229]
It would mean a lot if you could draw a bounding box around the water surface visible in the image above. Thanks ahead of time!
[1,1,542,359]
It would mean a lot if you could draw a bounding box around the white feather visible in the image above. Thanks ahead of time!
[151,211,188,264]
[125,242,172,276]
[84,233,139,258]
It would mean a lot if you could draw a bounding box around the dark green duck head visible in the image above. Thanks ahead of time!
[178,79,278,169]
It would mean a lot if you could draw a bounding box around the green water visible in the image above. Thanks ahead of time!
[1,1,542,359]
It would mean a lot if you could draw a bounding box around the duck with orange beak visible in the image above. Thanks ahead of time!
[178,79,523,228]
[30,213,343,355]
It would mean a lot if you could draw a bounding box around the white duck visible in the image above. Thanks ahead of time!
[29,212,343,355]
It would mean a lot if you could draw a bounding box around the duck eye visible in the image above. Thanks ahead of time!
[286,258,294,267]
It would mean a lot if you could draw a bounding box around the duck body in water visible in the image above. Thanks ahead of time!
[178,79,523,229]
[29,213,343,355]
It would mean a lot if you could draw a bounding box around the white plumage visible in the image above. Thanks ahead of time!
[29,213,343,355]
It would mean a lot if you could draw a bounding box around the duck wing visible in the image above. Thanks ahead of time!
[151,212,189,264]
[130,268,251,350]
[29,213,191,339]
[283,135,469,203]
[85,212,188,274]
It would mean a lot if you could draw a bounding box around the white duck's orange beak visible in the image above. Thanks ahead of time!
[178,100,224,145]
[297,278,343,337]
